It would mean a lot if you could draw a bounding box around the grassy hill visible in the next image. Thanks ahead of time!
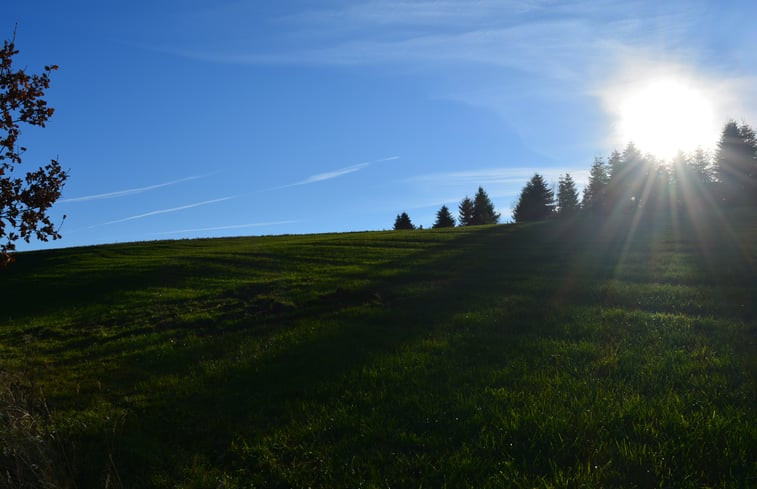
[1,212,755,488]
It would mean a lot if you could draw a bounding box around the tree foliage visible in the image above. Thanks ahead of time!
[582,157,609,213]
[432,204,455,228]
[0,35,67,267]
[689,147,713,185]
[606,143,648,214]
[556,173,580,217]
[458,197,474,226]
[471,186,500,225]
[393,212,415,230]
[714,120,757,205]
[513,173,554,222]
[392,120,756,231]
[669,149,713,211]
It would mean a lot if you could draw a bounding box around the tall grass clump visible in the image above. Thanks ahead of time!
[0,370,74,489]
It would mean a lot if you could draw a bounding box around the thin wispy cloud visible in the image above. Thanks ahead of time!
[287,0,542,27]
[142,1,715,172]
[406,167,590,187]
[60,173,215,203]
[160,24,595,82]
[296,162,370,185]
[288,0,673,29]
[93,196,236,227]
[403,197,467,211]
[271,155,399,190]
[152,220,299,236]
[156,1,697,83]
[145,1,725,159]
[376,155,400,162]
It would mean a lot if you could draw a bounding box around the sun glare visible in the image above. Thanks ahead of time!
[617,78,717,160]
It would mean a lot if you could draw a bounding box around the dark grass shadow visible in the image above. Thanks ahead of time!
[115,218,754,486]
[1,249,189,322]
[100,223,614,483]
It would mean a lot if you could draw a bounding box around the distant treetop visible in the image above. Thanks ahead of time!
[458,197,474,227]
[557,173,580,217]
[432,205,455,228]
[471,186,500,225]
[393,212,415,230]
[513,173,554,222]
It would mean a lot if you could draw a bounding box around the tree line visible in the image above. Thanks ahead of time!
[512,120,756,222]
[395,120,756,230]
[394,186,500,230]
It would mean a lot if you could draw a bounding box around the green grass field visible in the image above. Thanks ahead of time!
[1,211,755,488]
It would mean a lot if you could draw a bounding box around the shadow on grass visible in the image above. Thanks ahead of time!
[104,222,631,482]
[94,225,546,480]
[6,213,756,487]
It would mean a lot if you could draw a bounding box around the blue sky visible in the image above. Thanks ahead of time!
[6,0,757,249]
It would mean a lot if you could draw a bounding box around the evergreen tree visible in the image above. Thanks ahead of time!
[607,149,625,182]
[393,212,415,230]
[714,120,757,205]
[670,151,693,208]
[556,173,580,217]
[432,205,455,228]
[690,147,713,185]
[604,149,625,213]
[513,173,554,222]
[645,155,671,216]
[582,156,609,213]
[671,150,689,178]
[606,143,648,213]
[458,197,474,226]
[670,149,714,209]
[471,186,500,225]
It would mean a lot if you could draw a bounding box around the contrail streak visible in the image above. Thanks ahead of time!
[60,173,215,203]
[93,196,236,227]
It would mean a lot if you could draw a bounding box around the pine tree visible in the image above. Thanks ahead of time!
[458,197,474,226]
[557,173,580,217]
[670,151,693,208]
[432,205,455,228]
[606,143,648,213]
[604,149,624,213]
[690,147,713,184]
[471,186,500,225]
[671,149,713,208]
[645,155,671,216]
[607,149,624,182]
[393,212,415,230]
[512,174,554,222]
[714,121,757,205]
[582,156,609,213]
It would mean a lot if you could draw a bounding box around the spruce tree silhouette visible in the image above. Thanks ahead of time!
[582,157,609,214]
[458,197,474,226]
[432,205,455,228]
[393,212,415,230]
[513,174,554,222]
[715,121,757,205]
[557,174,580,217]
[471,187,500,225]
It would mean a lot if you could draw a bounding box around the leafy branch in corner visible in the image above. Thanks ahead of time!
[0,30,68,267]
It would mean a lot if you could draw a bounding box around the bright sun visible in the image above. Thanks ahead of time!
[617,78,717,160]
